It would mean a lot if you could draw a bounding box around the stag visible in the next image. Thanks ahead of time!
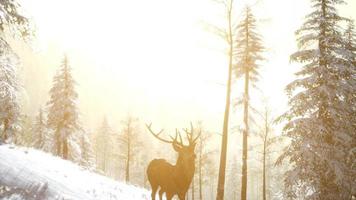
[146,123,200,200]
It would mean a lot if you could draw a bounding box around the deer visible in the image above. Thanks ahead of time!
[146,123,200,200]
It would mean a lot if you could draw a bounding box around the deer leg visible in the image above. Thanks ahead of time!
[166,193,174,200]
[158,189,164,200]
[178,193,185,200]
[151,184,158,200]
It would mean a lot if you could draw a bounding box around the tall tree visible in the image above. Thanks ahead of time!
[261,110,270,200]
[0,0,31,144]
[277,0,355,199]
[47,55,81,161]
[234,6,264,200]
[0,38,21,143]
[210,0,236,198]
[342,19,356,199]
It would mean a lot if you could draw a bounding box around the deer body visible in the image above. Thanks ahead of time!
[147,157,195,200]
[146,123,200,200]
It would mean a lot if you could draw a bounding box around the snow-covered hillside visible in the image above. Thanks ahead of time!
[0,145,150,200]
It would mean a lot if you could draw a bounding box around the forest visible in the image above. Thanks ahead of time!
[0,0,355,200]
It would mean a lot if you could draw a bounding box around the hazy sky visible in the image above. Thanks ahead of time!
[12,0,356,133]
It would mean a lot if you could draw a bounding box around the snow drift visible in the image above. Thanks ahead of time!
[0,144,150,200]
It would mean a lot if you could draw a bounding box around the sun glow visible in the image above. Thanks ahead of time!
[15,0,356,132]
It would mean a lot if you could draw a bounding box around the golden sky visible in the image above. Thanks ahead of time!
[13,0,356,133]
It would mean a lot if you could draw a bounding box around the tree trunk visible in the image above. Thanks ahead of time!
[199,149,203,200]
[103,141,107,174]
[241,70,249,200]
[63,138,68,160]
[262,110,268,200]
[262,143,266,200]
[56,130,61,157]
[240,10,250,200]
[125,134,130,182]
[216,1,233,199]
[192,176,195,200]
[1,119,9,142]
[143,166,147,188]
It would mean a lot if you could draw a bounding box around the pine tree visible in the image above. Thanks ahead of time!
[32,108,47,149]
[0,0,30,37]
[344,20,356,66]
[0,0,31,144]
[234,6,264,200]
[17,114,32,146]
[277,0,355,199]
[343,20,356,112]
[47,55,82,161]
[342,19,356,199]
[0,38,21,143]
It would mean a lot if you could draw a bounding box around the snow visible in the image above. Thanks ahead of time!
[0,145,150,200]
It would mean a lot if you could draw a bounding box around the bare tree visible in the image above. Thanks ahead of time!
[119,116,141,183]
[254,105,282,200]
[191,176,195,200]
[194,122,216,200]
[260,108,272,200]
[207,0,237,199]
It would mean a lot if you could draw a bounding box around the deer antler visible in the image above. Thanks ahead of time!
[146,123,171,143]
[182,122,201,145]
[175,128,184,145]
[146,123,184,147]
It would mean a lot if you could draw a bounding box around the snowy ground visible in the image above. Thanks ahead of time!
[0,145,150,200]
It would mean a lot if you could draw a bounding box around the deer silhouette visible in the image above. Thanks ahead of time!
[146,123,200,200]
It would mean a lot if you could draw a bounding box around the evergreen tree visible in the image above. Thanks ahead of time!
[277,0,355,199]
[0,0,31,144]
[17,114,32,146]
[32,108,47,149]
[47,55,81,161]
[234,6,264,200]
[343,20,356,109]
[0,38,21,143]
[78,129,95,169]
[342,19,356,198]
[344,20,356,59]
[93,117,115,175]
[0,0,30,37]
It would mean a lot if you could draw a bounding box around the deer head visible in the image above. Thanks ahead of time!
[146,122,200,200]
